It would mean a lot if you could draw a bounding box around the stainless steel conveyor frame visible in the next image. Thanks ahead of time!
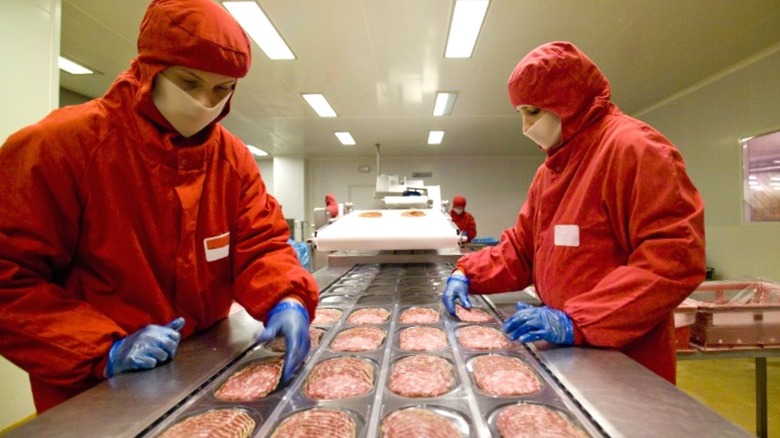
[5,259,752,438]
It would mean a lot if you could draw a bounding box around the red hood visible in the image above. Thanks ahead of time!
[117,0,252,135]
[507,42,613,150]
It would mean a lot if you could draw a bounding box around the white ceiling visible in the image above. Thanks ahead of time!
[59,0,780,159]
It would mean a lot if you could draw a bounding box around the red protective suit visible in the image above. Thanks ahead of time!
[450,196,477,242]
[0,0,318,412]
[325,193,339,218]
[456,42,705,383]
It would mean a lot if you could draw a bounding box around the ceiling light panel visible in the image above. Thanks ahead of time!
[302,94,338,117]
[433,92,458,116]
[445,0,490,58]
[428,131,445,144]
[223,1,295,60]
[58,56,94,75]
[246,145,269,156]
[335,132,356,145]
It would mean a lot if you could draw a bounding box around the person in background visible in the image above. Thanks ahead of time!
[450,195,477,243]
[442,41,705,384]
[325,193,339,219]
[0,0,318,413]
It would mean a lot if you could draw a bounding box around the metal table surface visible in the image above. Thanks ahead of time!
[6,267,754,438]
[5,309,262,438]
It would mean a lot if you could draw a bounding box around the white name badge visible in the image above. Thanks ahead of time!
[554,224,580,247]
[204,232,230,262]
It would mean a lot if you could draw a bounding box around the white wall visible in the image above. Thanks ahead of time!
[272,157,307,239]
[639,44,780,280]
[0,0,61,430]
[256,158,274,195]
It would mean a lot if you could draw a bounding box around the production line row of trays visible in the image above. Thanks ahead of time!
[142,263,606,437]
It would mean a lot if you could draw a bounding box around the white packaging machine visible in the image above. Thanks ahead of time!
[313,208,460,252]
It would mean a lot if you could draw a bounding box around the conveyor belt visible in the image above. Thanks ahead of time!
[141,262,606,437]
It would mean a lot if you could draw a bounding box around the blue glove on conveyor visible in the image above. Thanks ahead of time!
[256,300,311,384]
[442,271,472,317]
[503,302,574,346]
[105,317,185,378]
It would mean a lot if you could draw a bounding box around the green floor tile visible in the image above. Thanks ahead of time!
[677,358,779,437]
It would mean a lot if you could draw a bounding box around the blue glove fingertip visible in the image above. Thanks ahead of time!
[105,339,123,378]
[166,317,186,331]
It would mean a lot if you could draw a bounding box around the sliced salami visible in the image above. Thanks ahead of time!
[270,408,356,438]
[455,305,493,322]
[269,327,325,352]
[312,308,342,325]
[399,326,447,351]
[214,358,282,402]
[381,408,461,438]
[472,354,541,396]
[388,354,453,397]
[330,327,386,352]
[496,403,589,438]
[158,408,255,438]
[399,307,440,324]
[456,325,510,350]
[305,357,374,400]
[347,307,391,324]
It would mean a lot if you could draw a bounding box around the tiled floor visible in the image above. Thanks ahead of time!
[677,357,779,437]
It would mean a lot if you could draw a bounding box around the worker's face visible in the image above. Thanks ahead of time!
[160,67,237,108]
[453,206,464,215]
[515,105,548,132]
[515,105,562,149]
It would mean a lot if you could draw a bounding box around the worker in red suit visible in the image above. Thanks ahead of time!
[442,42,705,384]
[0,0,318,413]
[450,195,477,243]
[325,193,339,219]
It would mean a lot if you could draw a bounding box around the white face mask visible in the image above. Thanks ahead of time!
[152,74,232,138]
[523,111,562,150]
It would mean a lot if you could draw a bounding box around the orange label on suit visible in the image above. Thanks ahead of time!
[204,232,230,261]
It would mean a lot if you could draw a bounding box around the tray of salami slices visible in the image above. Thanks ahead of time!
[143,263,604,438]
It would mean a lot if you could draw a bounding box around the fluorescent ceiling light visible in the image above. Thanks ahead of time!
[302,94,337,117]
[428,131,445,144]
[223,1,295,60]
[335,132,356,145]
[445,0,490,58]
[246,145,268,156]
[58,56,94,75]
[433,92,458,116]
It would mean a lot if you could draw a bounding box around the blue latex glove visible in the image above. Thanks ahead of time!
[256,300,311,384]
[105,317,185,378]
[503,302,574,345]
[442,271,472,317]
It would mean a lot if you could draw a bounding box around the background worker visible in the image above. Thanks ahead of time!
[442,41,705,384]
[0,0,318,413]
[450,195,477,243]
